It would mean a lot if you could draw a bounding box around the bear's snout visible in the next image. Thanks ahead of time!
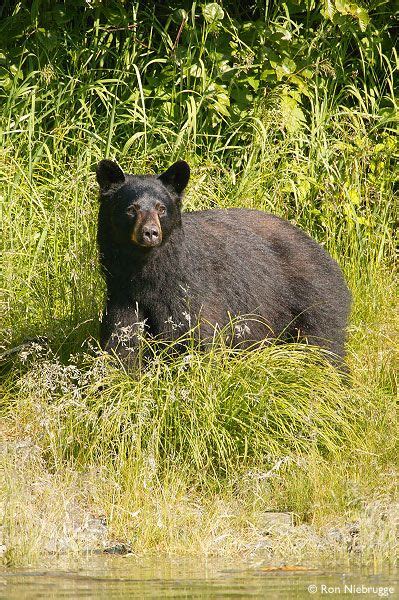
[142,223,160,245]
[131,210,162,247]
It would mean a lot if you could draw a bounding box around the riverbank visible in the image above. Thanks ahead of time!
[1,422,398,566]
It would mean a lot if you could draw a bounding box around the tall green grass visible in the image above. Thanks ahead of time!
[0,2,398,567]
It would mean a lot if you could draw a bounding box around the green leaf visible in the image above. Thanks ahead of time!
[202,3,225,25]
[280,92,306,134]
[282,58,296,74]
[356,7,370,32]
[335,1,370,31]
[48,7,72,26]
[230,87,253,109]
[272,58,296,81]
[301,68,313,79]
[260,69,276,81]
[189,64,203,78]
[322,0,337,21]
[246,76,260,91]
[171,9,188,24]
[289,75,311,97]
[348,187,361,205]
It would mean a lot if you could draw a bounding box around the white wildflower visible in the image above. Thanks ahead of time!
[234,322,251,338]
[182,311,191,326]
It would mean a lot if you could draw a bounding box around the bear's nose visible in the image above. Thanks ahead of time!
[143,224,159,243]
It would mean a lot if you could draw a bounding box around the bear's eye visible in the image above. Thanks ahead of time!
[127,203,140,217]
[126,207,136,218]
[158,205,166,216]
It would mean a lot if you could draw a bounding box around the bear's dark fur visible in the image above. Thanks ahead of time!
[96,160,351,366]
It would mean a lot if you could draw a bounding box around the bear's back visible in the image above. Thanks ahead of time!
[179,208,350,357]
[181,208,341,282]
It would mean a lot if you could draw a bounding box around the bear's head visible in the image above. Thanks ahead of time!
[96,160,190,249]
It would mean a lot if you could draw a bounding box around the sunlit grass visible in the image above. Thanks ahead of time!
[1,327,397,565]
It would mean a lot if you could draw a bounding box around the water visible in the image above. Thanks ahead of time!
[0,557,397,599]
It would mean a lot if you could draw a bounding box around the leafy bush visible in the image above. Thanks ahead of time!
[1,1,397,162]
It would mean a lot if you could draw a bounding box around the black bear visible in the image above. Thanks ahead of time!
[96,159,351,367]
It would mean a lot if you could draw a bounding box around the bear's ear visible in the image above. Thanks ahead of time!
[158,160,190,196]
[96,160,125,193]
